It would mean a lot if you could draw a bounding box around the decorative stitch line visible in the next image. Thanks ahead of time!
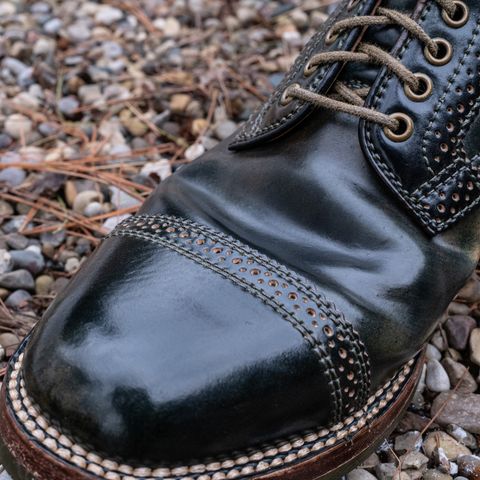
[108,215,372,419]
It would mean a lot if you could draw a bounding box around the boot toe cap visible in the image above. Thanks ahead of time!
[22,230,334,464]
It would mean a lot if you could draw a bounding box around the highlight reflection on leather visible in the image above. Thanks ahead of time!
[19,0,480,467]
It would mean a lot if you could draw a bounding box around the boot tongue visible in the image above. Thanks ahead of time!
[339,0,419,89]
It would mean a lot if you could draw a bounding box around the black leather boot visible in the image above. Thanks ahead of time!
[2,0,480,479]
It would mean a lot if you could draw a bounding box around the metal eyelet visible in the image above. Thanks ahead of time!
[347,0,361,11]
[280,83,300,106]
[404,73,433,102]
[304,59,317,77]
[383,113,414,142]
[325,28,339,45]
[442,1,469,28]
[424,38,453,66]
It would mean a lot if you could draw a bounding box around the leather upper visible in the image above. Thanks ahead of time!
[20,0,480,467]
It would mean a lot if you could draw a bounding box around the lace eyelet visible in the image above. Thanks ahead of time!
[325,28,339,45]
[383,113,414,142]
[304,60,317,77]
[404,73,433,102]
[347,0,361,11]
[442,1,469,28]
[424,38,453,66]
[280,84,300,106]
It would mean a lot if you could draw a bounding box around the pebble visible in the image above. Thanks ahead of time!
[58,96,80,117]
[5,234,29,250]
[40,229,65,248]
[170,94,192,114]
[423,431,471,461]
[9,250,45,275]
[73,190,104,215]
[394,431,422,453]
[426,344,442,361]
[83,202,104,217]
[457,455,480,479]
[0,270,35,291]
[430,330,448,351]
[109,187,140,210]
[78,85,102,105]
[399,451,429,470]
[5,289,32,309]
[446,425,477,449]
[457,276,480,303]
[66,22,91,42]
[214,120,237,140]
[140,160,172,181]
[426,359,451,393]
[185,143,205,161]
[43,17,62,35]
[470,328,480,366]
[65,257,80,273]
[347,469,377,480]
[0,333,19,357]
[445,315,477,350]
[0,167,26,187]
[441,357,477,393]
[35,275,54,295]
[423,471,452,480]
[0,250,13,274]
[95,5,123,25]
[4,114,33,140]
[0,2,15,16]
[375,463,398,480]
[431,392,480,434]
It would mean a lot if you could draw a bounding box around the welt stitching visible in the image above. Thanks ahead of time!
[420,18,480,172]
[110,228,345,420]
[132,214,371,401]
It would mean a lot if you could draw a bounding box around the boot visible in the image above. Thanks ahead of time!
[2,0,480,479]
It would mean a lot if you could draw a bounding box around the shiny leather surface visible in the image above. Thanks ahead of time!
[21,0,480,467]
[362,0,480,234]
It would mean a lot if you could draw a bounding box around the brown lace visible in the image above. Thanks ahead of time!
[284,0,458,131]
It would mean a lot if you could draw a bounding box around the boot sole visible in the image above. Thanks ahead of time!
[0,340,424,480]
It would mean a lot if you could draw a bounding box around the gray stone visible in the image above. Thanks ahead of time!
[64,257,80,273]
[9,249,45,275]
[446,425,477,449]
[426,359,451,393]
[423,431,471,460]
[95,5,123,25]
[0,250,13,274]
[431,330,448,351]
[66,22,91,42]
[445,315,477,350]
[73,190,104,214]
[214,120,237,140]
[0,466,13,480]
[426,344,442,361]
[441,358,477,393]
[431,393,480,434]
[457,455,480,479]
[4,114,32,140]
[5,289,32,309]
[5,233,29,250]
[0,167,26,187]
[422,470,452,480]
[470,328,480,366]
[399,451,429,470]
[347,468,377,480]
[40,229,65,247]
[43,17,62,34]
[0,269,34,291]
[394,431,422,453]
[58,96,79,117]
[0,2,16,16]
[457,276,480,303]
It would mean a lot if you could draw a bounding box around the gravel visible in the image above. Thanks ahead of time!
[0,1,479,479]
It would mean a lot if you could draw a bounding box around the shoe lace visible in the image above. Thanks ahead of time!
[282,0,460,134]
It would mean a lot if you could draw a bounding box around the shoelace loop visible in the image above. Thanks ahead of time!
[283,0,468,139]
